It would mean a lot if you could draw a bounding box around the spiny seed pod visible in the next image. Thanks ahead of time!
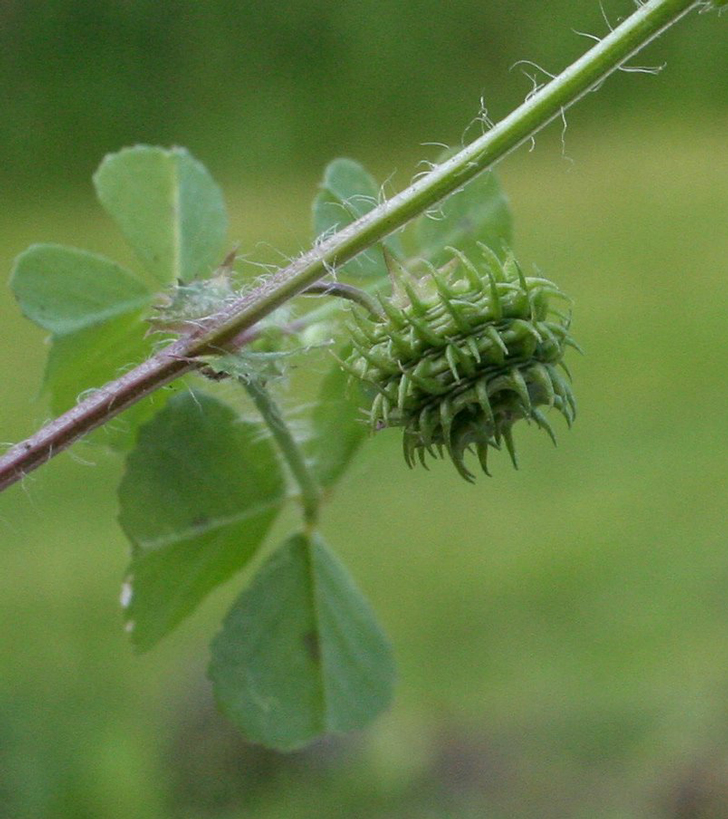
[341,245,579,482]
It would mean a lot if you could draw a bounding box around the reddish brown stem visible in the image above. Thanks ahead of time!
[0,342,191,491]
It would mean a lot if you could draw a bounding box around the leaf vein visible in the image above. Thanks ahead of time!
[133,497,284,552]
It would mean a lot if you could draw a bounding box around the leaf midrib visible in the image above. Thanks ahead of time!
[170,151,183,282]
[303,536,330,734]
[129,497,285,553]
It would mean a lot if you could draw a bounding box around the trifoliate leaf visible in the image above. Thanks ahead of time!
[118,391,286,651]
[209,531,395,750]
[313,158,404,279]
[94,145,228,286]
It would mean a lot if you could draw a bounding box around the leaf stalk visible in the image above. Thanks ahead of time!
[242,379,321,526]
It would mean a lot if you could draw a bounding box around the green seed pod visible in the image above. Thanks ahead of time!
[343,246,578,481]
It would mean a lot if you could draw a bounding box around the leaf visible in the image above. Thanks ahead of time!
[118,391,286,651]
[94,145,228,286]
[415,167,512,266]
[313,158,403,279]
[306,352,370,488]
[11,244,151,335]
[209,531,395,750]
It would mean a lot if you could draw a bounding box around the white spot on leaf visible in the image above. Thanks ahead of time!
[120,578,133,608]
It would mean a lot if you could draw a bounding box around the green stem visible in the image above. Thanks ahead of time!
[242,378,321,527]
[185,0,700,354]
[0,0,704,493]
[302,282,383,318]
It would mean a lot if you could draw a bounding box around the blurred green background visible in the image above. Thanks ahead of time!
[1,1,727,817]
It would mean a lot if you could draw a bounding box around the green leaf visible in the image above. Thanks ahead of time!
[118,391,286,651]
[313,158,403,279]
[306,352,370,488]
[415,168,512,266]
[94,145,228,286]
[209,531,395,750]
[11,244,150,335]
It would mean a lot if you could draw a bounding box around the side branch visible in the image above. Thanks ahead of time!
[0,0,701,492]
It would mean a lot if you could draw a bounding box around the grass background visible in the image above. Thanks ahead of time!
[1,1,727,817]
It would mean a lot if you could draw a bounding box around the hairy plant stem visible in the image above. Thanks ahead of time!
[242,379,321,526]
[0,0,703,493]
